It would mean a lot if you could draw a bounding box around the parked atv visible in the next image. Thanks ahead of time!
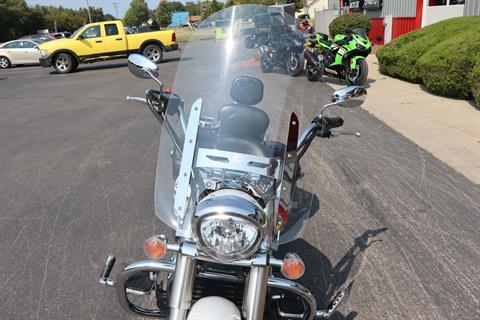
[259,32,305,76]
[303,29,372,85]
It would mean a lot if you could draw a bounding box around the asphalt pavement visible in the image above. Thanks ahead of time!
[1,50,479,320]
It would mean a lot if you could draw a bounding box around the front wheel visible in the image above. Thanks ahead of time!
[306,62,323,82]
[143,44,163,64]
[286,50,304,77]
[0,56,11,69]
[260,54,273,73]
[53,53,77,74]
[346,59,368,86]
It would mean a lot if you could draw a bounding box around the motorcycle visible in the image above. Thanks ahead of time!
[99,5,367,320]
[259,31,305,76]
[303,29,372,85]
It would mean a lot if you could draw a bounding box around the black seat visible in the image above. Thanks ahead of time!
[216,76,270,156]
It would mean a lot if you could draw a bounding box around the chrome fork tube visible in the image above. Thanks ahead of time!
[169,253,196,320]
[243,266,270,320]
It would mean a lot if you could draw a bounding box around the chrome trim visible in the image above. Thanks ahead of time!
[268,277,316,320]
[169,253,196,320]
[244,266,270,320]
[115,260,175,318]
[174,98,202,222]
[195,148,281,179]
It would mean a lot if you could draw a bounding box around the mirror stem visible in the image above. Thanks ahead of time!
[145,69,164,89]
[320,101,341,117]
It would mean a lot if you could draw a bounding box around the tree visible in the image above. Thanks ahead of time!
[104,14,116,21]
[124,0,149,26]
[185,2,201,16]
[156,1,172,27]
[202,0,223,19]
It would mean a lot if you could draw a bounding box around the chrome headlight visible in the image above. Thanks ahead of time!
[193,189,266,261]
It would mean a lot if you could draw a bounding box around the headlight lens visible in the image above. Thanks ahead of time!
[194,189,266,261]
[199,215,259,260]
[39,49,50,56]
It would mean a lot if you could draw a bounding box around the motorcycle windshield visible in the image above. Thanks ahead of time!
[154,4,316,241]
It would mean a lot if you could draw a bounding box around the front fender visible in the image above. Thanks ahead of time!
[350,56,365,69]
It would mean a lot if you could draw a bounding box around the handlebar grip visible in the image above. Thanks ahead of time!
[324,117,344,129]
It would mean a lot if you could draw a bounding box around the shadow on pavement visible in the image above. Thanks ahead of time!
[276,227,388,319]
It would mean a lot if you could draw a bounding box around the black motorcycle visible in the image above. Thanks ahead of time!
[259,32,305,76]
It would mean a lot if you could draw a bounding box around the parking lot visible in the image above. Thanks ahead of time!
[1,51,480,319]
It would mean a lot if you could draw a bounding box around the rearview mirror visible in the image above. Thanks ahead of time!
[331,86,367,108]
[128,53,159,79]
[77,34,84,40]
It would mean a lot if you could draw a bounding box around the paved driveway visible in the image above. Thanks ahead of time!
[0,52,479,319]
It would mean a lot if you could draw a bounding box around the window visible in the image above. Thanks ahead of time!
[4,41,22,48]
[105,24,119,36]
[21,41,36,48]
[429,0,464,5]
[429,0,447,5]
[81,25,101,39]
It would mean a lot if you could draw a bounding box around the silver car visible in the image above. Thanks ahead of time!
[0,39,47,69]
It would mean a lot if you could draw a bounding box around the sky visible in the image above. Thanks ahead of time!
[25,0,170,19]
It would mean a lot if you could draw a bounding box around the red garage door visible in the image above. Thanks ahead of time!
[392,17,417,39]
[369,18,384,45]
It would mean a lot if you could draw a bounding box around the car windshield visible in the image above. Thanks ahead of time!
[151,4,328,241]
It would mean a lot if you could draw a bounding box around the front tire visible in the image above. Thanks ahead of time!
[0,56,11,69]
[306,62,323,81]
[260,54,273,73]
[286,50,304,77]
[143,44,163,64]
[53,53,76,74]
[346,59,368,85]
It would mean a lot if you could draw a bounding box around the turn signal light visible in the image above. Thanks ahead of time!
[143,235,167,259]
[280,253,305,280]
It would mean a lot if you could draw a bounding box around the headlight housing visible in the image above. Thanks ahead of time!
[39,49,50,57]
[193,189,266,261]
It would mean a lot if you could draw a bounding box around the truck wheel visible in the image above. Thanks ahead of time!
[143,44,163,64]
[0,56,11,69]
[53,53,76,74]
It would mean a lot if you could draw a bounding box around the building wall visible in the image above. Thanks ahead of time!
[422,4,464,26]
[314,9,339,34]
[464,0,480,16]
[381,0,417,17]
[303,0,329,18]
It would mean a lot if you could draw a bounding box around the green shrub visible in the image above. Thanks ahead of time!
[376,16,480,106]
[471,60,480,108]
[329,13,371,36]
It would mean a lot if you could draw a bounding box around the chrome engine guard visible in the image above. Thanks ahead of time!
[100,253,344,320]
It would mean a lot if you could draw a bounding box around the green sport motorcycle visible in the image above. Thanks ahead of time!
[303,29,372,85]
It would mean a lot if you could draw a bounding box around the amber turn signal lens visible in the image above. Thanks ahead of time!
[280,253,305,280]
[143,235,167,259]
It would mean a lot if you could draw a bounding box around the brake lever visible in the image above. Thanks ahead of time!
[126,96,147,105]
[330,128,360,137]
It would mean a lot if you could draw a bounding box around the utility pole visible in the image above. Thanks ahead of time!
[86,0,92,23]
[113,2,119,19]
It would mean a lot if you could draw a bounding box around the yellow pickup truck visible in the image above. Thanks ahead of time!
[38,20,178,73]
